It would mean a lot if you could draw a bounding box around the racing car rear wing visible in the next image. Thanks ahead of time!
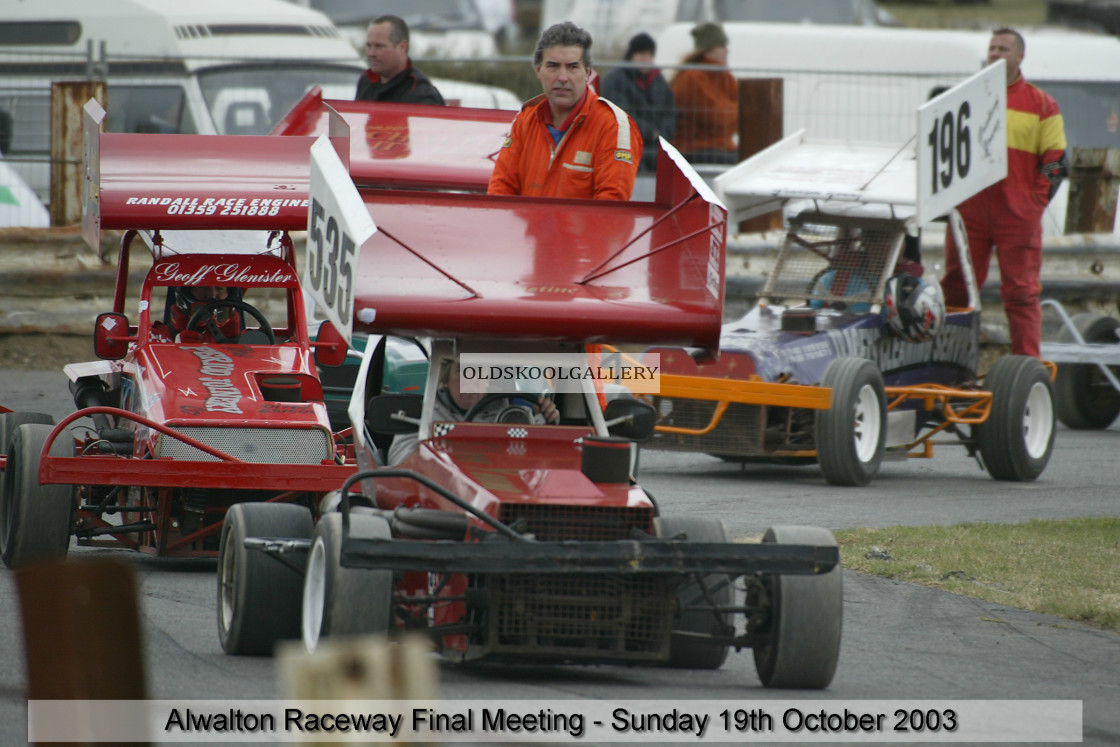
[713,62,1010,310]
[271,87,515,193]
[81,93,515,258]
[329,139,728,350]
[84,92,728,351]
[715,61,1008,229]
[81,98,336,257]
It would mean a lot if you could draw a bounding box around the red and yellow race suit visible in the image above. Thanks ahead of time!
[942,76,1069,358]
[487,89,641,200]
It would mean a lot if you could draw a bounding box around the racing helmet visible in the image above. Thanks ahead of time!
[884,272,945,343]
[169,286,236,334]
[809,268,874,313]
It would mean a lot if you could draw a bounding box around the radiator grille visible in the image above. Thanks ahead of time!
[486,573,673,660]
[156,427,332,464]
[649,397,765,457]
[498,504,654,542]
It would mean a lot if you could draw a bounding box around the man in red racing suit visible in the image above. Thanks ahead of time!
[153,286,242,343]
[488,21,641,201]
[941,27,1069,358]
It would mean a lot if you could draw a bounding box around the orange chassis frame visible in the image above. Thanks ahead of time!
[608,348,1057,461]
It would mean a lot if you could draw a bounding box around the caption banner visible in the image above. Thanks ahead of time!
[29,699,1082,743]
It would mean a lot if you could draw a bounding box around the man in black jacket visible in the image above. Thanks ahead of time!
[355,15,445,105]
[599,32,677,172]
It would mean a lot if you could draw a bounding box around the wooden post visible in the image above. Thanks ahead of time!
[50,80,106,227]
[17,558,150,745]
[737,78,783,233]
[277,634,440,746]
[1064,147,1120,234]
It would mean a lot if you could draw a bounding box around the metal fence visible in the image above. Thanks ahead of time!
[428,56,973,150]
[4,47,1112,228]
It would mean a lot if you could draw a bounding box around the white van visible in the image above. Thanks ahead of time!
[0,0,518,209]
[297,0,501,58]
[0,0,365,204]
[543,0,897,60]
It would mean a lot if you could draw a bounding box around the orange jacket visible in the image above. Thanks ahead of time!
[488,88,641,200]
[670,67,738,155]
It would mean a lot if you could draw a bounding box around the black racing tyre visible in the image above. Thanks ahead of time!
[816,358,886,486]
[1053,313,1120,430]
[0,412,54,456]
[301,511,393,652]
[655,516,732,669]
[753,525,843,689]
[976,355,1055,482]
[217,502,313,655]
[1,423,74,569]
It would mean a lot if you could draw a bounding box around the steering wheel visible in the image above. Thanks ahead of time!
[185,299,275,344]
[462,391,551,423]
[807,266,829,295]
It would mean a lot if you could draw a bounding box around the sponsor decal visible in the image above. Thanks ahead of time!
[574,150,592,165]
[707,226,724,299]
[260,402,311,415]
[123,196,309,217]
[185,346,242,414]
[826,322,977,374]
[501,136,512,149]
[365,123,409,158]
[614,149,633,164]
[153,261,295,287]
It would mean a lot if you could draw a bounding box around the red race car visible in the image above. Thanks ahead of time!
[215,112,844,689]
[0,103,358,567]
[0,95,519,569]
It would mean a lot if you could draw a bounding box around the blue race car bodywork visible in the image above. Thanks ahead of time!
[638,209,1055,486]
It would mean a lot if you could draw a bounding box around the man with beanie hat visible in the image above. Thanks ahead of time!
[670,21,738,165]
[600,32,678,172]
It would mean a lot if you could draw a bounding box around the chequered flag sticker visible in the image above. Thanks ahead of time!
[506,427,528,438]
[434,423,456,437]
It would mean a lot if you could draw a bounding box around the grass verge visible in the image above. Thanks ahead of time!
[833,518,1120,631]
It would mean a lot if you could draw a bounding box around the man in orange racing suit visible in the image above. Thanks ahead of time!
[487,21,642,201]
[941,27,1069,358]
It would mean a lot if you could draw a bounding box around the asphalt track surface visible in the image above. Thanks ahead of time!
[1,368,1118,745]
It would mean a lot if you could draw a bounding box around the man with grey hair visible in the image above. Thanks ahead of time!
[355,14,445,105]
[488,22,641,200]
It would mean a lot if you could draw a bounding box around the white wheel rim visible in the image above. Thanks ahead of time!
[853,383,882,463]
[301,536,327,652]
[1023,381,1054,459]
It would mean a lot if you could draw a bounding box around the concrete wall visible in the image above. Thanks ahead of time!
[2,226,1118,345]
